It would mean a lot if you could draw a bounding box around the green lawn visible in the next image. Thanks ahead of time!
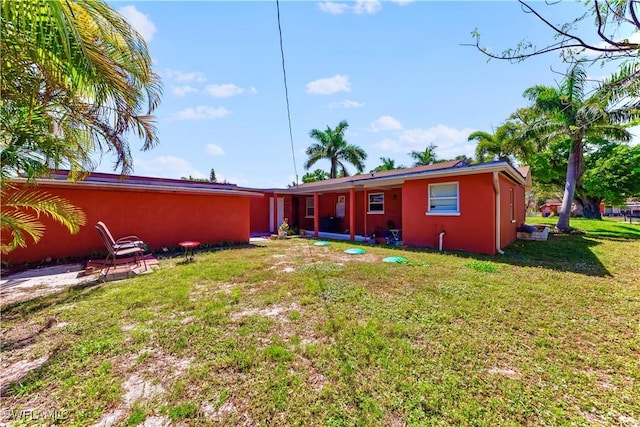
[2,218,639,426]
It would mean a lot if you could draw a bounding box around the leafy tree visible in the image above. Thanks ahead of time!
[409,144,439,166]
[372,157,405,172]
[468,0,640,90]
[302,169,329,183]
[1,0,161,252]
[519,63,638,230]
[209,168,218,183]
[580,143,640,215]
[305,120,367,179]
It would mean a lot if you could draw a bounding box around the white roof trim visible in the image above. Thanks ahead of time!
[283,162,526,194]
[10,178,265,198]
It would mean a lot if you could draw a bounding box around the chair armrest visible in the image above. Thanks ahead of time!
[114,235,145,250]
[115,235,142,243]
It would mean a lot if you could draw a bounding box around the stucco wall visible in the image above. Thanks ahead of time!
[250,195,270,233]
[499,174,526,248]
[4,184,252,264]
[402,174,497,254]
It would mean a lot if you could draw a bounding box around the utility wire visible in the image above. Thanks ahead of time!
[276,0,299,186]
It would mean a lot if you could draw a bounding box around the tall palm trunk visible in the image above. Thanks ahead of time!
[330,159,338,179]
[557,137,584,231]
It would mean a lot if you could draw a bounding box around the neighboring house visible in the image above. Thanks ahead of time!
[603,200,640,216]
[3,172,263,264]
[255,160,531,255]
[540,200,562,216]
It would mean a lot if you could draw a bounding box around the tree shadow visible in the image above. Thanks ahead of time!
[1,281,105,319]
[395,233,617,277]
[493,233,612,277]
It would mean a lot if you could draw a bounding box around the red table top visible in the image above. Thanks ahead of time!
[178,241,201,248]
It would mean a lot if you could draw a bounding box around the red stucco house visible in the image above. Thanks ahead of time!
[3,160,530,264]
[255,160,531,255]
[4,172,263,264]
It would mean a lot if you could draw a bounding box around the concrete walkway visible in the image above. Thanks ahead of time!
[1,255,158,307]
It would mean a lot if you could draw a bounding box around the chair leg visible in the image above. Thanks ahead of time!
[103,253,112,276]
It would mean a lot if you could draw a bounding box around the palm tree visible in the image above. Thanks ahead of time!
[467,122,529,163]
[302,169,329,183]
[409,143,438,166]
[372,157,405,172]
[1,188,86,254]
[1,0,161,251]
[1,0,161,176]
[521,63,638,231]
[305,120,367,179]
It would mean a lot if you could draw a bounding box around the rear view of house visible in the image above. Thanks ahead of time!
[255,160,531,255]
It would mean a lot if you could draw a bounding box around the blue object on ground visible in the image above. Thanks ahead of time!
[383,256,408,263]
[313,241,330,246]
[344,248,366,254]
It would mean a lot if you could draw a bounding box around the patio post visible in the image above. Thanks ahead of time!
[273,192,278,233]
[363,189,367,239]
[349,187,355,241]
[313,192,319,237]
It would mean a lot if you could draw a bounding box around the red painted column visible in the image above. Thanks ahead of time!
[349,187,355,241]
[313,192,319,237]
[363,189,367,238]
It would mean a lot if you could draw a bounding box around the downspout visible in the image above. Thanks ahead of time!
[438,231,446,251]
[493,172,505,255]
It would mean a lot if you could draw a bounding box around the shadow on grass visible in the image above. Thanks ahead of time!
[497,233,611,277]
[588,225,640,240]
[388,233,617,277]
[1,281,106,319]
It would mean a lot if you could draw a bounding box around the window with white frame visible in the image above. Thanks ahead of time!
[428,182,459,214]
[368,193,384,213]
[306,197,314,218]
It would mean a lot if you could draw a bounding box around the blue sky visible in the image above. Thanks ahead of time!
[103,1,639,188]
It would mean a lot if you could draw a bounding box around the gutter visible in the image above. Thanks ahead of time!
[10,178,265,198]
[493,171,504,255]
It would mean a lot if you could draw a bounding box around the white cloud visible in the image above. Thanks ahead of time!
[118,6,157,42]
[305,74,351,95]
[171,106,230,120]
[370,115,403,132]
[172,85,197,97]
[375,124,476,159]
[165,69,207,83]
[318,1,350,14]
[204,84,245,98]
[205,144,225,156]
[354,0,382,14]
[133,156,205,180]
[328,99,364,109]
[319,0,382,14]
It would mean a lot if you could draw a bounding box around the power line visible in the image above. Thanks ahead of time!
[275,0,299,186]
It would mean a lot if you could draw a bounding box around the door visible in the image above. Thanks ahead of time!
[269,197,285,233]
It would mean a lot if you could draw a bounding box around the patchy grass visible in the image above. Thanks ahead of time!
[1,219,639,426]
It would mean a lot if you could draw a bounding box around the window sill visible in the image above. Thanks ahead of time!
[367,211,385,215]
[511,220,516,223]
[305,216,314,219]
[425,212,460,216]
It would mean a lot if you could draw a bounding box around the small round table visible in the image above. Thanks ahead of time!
[178,241,200,262]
